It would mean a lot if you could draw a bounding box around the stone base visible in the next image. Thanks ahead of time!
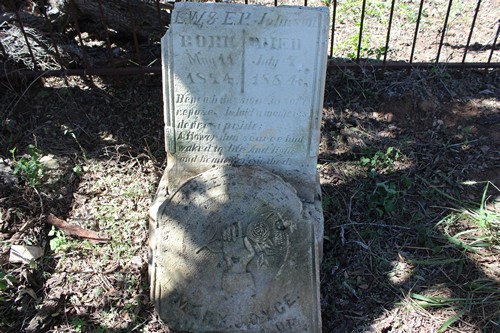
[149,166,323,332]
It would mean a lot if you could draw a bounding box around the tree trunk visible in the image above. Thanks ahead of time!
[49,0,171,41]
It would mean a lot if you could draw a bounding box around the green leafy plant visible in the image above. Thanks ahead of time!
[0,271,16,301]
[71,317,85,332]
[62,125,88,160]
[365,175,412,217]
[72,164,83,176]
[48,226,71,254]
[368,181,398,216]
[10,144,46,187]
[359,146,401,177]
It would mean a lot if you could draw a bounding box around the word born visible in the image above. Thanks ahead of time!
[179,34,236,48]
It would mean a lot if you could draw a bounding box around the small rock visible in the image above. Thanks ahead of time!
[39,155,59,170]
[0,162,18,186]
[418,99,435,112]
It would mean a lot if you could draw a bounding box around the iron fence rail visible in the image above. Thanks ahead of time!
[0,0,499,78]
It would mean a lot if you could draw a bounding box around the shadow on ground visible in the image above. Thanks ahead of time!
[0,69,499,332]
[319,68,499,332]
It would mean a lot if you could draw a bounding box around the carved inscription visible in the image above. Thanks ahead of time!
[163,3,329,186]
[162,2,329,197]
[174,9,321,28]
[172,92,311,165]
[153,4,326,331]
[167,290,300,331]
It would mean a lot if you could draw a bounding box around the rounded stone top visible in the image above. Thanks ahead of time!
[151,166,318,332]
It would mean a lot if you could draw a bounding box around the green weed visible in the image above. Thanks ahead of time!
[48,226,71,254]
[409,275,499,332]
[0,271,16,301]
[437,181,499,252]
[359,146,402,177]
[72,164,83,176]
[336,0,391,25]
[399,2,428,24]
[368,181,398,217]
[71,317,86,332]
[62,125,88,160]
[362,169,412,218]
[10,145,46,187]
[123,184,146,199]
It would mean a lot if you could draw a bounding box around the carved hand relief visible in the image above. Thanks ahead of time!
[151,166,319,332]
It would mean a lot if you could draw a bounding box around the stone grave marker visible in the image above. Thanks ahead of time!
[150,2,329,332]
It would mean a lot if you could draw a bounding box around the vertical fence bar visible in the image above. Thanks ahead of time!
[462,0,481,64]
[126,0,143,67]
[68,0,91,70]
[436,0,453,63]
[410,0,425,63]
[356,0,367,62]
[40,5,64,69]
[155,0,165,36]
[14,10,38,69]
[97,0,115,67]
[330,0,337,58]
[304,0,308,7]
[383,0,396,67]
[274,0,278,7]
[487,19,500,65]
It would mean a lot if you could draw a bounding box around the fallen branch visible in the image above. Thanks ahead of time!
[46,213,110,244]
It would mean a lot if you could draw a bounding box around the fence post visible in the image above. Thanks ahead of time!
[410,0,425,64]
[356,0,367,62]
[436,0,454,64]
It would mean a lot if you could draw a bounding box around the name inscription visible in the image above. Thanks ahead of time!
[175,10,320,28]
[169,290,299,331]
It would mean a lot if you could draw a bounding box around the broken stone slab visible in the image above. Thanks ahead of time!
[9,245,44,264]
[149,166,321,332]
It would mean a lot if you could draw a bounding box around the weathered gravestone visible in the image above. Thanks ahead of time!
[149,2,329,332]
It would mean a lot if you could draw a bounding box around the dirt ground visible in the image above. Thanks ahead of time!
[1,2,499,333]
[0,67,498,332]
[320,68,499,332]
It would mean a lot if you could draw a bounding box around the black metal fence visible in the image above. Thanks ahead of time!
[0,0,499,78]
